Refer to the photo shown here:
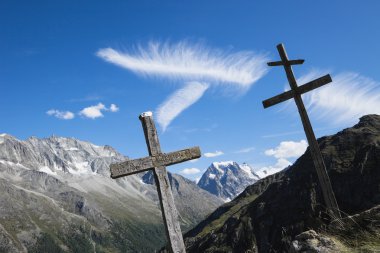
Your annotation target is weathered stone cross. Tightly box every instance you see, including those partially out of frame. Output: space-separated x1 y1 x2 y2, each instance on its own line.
110 111 200 253
263 43 341 219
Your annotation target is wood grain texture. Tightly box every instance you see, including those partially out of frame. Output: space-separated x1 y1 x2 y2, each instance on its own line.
110 147 201 179
109 112 194 252
139 113 187 253
263 43 341 219
267 59 304 66
262 74 332 109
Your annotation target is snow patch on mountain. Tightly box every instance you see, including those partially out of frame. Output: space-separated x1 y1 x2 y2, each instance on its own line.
39 166 57 175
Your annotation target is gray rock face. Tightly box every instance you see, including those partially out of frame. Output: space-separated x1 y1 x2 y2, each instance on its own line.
184 114 380 253
197 161 260 201
290 230 340 253
0 134 222 252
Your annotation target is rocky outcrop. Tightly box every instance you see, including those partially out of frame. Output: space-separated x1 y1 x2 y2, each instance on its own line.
290 230 340 253
184 114 380 252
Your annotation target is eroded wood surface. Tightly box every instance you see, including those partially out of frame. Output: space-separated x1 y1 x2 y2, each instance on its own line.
263 74 332 108
110 147 201 178
110 113 196 252
263 43 341 219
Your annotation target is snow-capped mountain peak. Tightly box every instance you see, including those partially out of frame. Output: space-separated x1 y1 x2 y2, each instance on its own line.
0 135 125 176
240 162 260 180
197 161 261 202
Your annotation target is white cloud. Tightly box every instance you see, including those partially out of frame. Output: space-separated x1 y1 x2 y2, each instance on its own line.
257 140 307 178
46 109 75 120
288 70 380 126
97 41 268 89
256 158 292 179
110 104 119 112
97 41 269 130
78 103 119 119
79 103 106 119
195 177 201 184
204 151 224 158
180 168 201 175
234 147 255 153
156 82 209 131
265 140 308 159
189 158 199 163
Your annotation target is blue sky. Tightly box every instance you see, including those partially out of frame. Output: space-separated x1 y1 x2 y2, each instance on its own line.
1 1 380 181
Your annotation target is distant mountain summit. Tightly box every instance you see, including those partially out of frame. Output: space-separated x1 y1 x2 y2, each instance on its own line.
197 161 260 201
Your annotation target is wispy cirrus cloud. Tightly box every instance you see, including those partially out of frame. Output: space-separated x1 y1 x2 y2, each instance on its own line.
204 150 224 158
234 146 255 153
156 82 209 131
46 109 75 120
284 70 380 126
97 41 269 130
97 41 268 89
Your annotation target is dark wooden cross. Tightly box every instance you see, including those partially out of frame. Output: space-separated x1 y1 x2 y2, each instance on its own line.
263 43 341 219
110 112 201 253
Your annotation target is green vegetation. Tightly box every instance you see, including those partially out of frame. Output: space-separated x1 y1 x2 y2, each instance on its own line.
28 233 64 253
197 193 259 238
330 229 380 252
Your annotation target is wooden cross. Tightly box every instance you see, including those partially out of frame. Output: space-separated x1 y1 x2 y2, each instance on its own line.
263 43 341 219
110 112 201 253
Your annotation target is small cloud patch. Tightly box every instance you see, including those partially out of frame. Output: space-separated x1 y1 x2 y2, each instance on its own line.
46 109 75 120
180 168 201 175
79 103 107 119
204 151 224 158
110 104 119 112
265 140 307 159
47 103 119 120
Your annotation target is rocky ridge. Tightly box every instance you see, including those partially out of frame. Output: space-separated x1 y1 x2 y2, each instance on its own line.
184 115 380 252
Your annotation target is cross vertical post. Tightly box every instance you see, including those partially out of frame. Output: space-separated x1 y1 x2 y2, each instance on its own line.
110 112 201 252
263 43 341 219
140 113 186 253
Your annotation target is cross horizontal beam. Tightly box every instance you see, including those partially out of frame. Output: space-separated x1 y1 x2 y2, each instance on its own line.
263 74 332 108
110 146 201 178
267 59 304 66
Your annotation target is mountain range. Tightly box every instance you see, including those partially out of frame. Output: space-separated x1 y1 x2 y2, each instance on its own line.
0 134 222 252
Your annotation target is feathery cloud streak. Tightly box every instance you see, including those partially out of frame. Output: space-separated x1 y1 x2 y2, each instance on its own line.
293 70 380 126
97 41 268 90
156 82 209 131
97 41 269 130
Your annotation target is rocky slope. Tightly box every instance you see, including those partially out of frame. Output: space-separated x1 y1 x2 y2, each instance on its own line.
0 134 222 252
184 114 380 252
197 161 260 202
